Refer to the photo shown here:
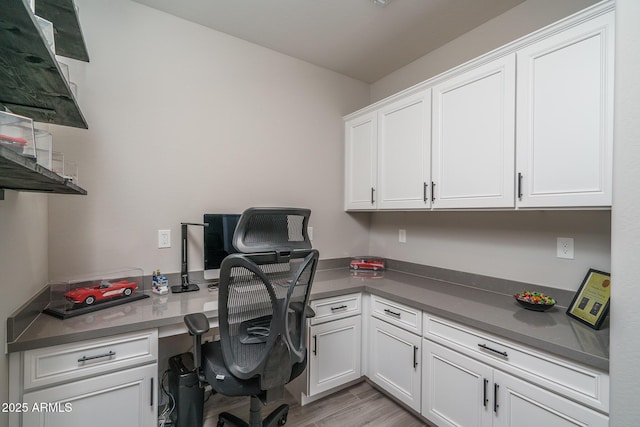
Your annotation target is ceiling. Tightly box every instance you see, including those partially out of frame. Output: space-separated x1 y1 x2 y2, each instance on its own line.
132 0 525 83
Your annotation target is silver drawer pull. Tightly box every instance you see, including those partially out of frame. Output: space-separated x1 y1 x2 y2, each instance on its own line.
330 305 348 311
78 350 116 363
384 308 401 318
478 343 508 358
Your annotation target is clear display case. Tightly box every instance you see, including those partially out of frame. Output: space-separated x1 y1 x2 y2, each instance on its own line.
51 151 79 183
35 15 55 53
34 129 53 169
0 111 36 158
43 267 149 319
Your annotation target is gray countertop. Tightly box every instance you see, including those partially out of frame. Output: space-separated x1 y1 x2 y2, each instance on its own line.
7 267 609 372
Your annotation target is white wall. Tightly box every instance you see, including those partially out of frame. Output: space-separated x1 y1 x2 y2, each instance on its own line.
370 0 599 102
0 192 49 426
46 0 371 279
610 0 640 423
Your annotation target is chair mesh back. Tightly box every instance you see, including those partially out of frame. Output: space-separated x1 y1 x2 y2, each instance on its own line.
232 208 311 254
219 208 317 391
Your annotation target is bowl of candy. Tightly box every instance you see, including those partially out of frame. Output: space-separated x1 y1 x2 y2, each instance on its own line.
514 291 556 312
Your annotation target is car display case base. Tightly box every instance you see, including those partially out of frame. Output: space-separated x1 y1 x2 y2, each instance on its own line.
43 294 149 319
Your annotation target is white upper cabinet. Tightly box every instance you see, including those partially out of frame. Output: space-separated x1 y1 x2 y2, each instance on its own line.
432 54 516 209
345 111 377 210
343 3 614 212
377 89 432 210
515 11 614 208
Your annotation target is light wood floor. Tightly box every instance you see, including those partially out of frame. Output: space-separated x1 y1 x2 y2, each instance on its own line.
203 381 428 427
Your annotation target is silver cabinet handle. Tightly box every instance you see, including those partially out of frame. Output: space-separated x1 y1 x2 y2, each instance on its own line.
78 350 116 363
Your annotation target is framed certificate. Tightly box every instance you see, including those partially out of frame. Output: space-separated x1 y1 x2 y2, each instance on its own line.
566 268 611 330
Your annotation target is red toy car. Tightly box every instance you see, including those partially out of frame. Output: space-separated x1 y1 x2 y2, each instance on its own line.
350 258 385 271
65 280 137 306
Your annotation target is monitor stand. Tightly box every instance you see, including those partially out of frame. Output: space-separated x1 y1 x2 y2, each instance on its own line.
171 222 207 294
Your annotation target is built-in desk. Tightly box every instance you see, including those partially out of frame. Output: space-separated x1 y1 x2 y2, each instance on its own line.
7 266 609 426
8 266 608 369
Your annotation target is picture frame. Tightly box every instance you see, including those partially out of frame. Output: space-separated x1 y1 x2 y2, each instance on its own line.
566 268 611 330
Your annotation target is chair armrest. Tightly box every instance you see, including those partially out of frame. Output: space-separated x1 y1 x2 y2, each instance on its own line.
290 302 315 318
184 312 210 336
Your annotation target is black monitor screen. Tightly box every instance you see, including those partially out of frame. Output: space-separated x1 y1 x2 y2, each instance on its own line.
203 214 241 270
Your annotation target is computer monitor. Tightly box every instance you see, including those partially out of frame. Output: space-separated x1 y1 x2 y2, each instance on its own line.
203 214 241 281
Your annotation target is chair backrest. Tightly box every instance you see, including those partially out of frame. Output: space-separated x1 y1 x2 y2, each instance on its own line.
218 208 318 391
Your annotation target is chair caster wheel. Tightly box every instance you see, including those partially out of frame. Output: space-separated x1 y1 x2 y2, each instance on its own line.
277 413 288 426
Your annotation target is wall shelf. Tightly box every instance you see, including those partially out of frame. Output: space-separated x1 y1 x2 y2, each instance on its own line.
0 145 87 199
35 0 90 62
0 0 88 128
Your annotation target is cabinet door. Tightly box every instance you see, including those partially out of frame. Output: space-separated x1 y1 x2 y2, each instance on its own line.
369 317 421 411
493 370 608 427
432 54 515 208
516 11 614 207
345 112 378 210
308 316 362 396
377 89 431 209
422 339 493 427
22 364 157 427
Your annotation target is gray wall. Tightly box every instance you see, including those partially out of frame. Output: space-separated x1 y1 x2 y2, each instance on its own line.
0 192 48 422
368 211 611 290
46 0 371 280
371 0 600 102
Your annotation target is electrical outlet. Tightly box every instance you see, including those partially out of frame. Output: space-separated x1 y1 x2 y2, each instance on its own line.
557 237 574 259
158 229 171 248
399 229 407 243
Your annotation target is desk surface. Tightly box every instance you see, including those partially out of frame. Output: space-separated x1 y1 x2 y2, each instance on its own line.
7 268 609 371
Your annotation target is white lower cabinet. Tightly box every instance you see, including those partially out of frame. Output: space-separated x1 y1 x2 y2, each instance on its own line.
422 339 492 427
308 315 362 396
369 316 421 412
22 363 157 427
493 369 608 427
422 338 609 427
10 329 158 427
307 293 362 397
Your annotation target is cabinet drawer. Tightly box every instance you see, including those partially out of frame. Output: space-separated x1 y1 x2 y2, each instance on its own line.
310 293 361 325
23 329 158 390
371 295 421 335
424 315 609 413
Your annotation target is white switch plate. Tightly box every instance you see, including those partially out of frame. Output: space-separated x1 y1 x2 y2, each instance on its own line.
158 229 171 248
399 229 407 243
557 237 574 259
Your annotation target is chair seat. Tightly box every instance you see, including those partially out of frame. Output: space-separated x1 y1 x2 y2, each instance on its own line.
202 340 307 397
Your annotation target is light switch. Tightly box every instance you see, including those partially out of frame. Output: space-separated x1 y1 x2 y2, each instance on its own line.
158 229 171 248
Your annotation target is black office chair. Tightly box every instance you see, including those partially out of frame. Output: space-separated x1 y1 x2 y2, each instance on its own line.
184 208 318 427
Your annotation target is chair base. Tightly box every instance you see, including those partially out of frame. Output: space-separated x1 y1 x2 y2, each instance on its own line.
217 396 289 427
